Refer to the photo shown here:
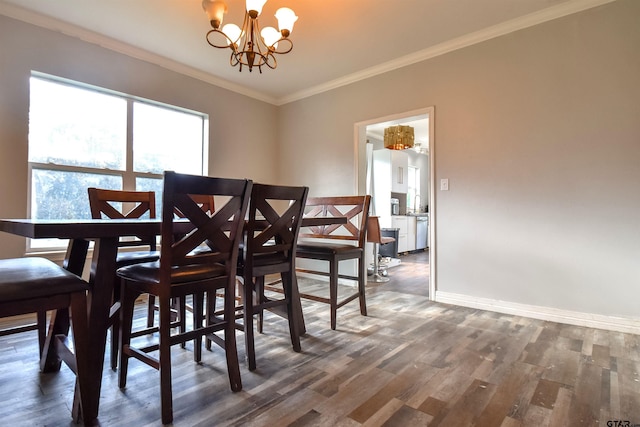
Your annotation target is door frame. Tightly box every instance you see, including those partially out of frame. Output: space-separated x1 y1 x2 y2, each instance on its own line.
353 106 436 300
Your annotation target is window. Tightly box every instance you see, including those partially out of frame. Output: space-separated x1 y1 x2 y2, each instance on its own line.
28 74 208 250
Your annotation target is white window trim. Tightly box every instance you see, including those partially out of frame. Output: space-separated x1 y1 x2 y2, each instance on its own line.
27 72 209 254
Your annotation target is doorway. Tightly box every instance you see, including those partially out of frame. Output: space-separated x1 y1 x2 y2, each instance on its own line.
354 106 435 300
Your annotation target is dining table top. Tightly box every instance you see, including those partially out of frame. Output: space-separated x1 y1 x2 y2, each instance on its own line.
0 216 347 239
0 218 163 239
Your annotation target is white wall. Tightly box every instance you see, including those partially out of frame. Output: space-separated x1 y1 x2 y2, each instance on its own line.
277 0 640 327
0 15 279 259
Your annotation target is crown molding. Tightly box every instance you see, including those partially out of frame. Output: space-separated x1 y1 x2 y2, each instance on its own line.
0 2 279 105
278 0 619 105
1 0 618 106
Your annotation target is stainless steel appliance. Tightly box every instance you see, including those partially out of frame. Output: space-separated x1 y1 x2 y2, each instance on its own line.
416 215 428 249
390 198 399 215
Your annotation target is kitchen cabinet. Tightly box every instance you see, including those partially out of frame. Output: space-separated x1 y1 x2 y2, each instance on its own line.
390 151 408 193
391 216 410 253
390 215 418 254
373 150 409 227
373 149 408 195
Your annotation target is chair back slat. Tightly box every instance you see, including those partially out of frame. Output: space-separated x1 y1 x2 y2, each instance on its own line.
159 172 251 285
244 183 309 264
87 187 157 249
299 195 371 248
174 194 215 218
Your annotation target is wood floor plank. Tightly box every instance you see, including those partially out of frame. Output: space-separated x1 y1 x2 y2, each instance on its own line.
530 378 562 410
473 362 544 427
359 398 409 426
435 379 496 426
548 386 573 425
378 402 432 426
2 250 639 426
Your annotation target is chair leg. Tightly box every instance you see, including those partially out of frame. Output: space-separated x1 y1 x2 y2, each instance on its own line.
110 314 120 371
243 276 257 371
118 284 138 389
147 295 156 328
224 283 242 391
358 255 368 316
256 277 264 334
158 295 174 425
205 292 214 351
178 296 187 349
37 310 47 359
329 259 338 330
110 277 122 371
193 292 205 363
282 271 301 352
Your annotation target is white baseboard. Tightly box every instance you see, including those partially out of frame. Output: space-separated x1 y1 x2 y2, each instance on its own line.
435 291 640 335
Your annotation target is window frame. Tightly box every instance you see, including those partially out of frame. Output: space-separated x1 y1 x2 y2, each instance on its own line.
27 72 209 252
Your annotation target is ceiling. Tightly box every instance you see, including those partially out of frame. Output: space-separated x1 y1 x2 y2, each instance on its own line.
0 0 612 105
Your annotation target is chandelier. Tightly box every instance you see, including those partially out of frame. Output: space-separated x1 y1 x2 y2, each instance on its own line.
202 0 298 73
384 126 415 150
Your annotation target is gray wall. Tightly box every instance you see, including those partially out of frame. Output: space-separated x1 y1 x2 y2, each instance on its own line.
1 1 639 323
0 14 278 259
278 0 640 319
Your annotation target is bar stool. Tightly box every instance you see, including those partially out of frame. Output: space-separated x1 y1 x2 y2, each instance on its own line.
366 216 396 283
237 183 308 371
116 172 251 425
296 195 371 330
87 187 160 370
0 257 90 424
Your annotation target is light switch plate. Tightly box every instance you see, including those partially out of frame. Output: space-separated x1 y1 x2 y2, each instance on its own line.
440 178 449 191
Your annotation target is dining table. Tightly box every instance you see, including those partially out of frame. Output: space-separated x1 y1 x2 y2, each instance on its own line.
0 214 347 425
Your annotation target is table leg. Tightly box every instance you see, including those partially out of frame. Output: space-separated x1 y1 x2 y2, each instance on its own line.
40 239 90 373
77 237 119 425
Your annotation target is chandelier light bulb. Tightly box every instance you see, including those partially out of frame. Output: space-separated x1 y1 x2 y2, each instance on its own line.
261 26 280 48
275 7 298 35
222 23 242 46
202 0 227 29
246 0 267 16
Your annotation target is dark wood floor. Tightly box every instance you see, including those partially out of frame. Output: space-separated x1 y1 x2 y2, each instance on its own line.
1 250 639 426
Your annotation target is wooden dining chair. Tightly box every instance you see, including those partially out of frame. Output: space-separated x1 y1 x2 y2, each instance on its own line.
0 257 90 424
366 216 396 283
87 187 162 370
296 195 371 330
116 171 251 425
236 183 308 371
171 193 217 325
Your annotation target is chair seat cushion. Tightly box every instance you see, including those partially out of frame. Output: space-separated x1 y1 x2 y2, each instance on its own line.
238 252 290 277
247 253 288 267
0 257 88 303
117 260 228 285
380 236 395 245
116 250 160 268
297 241 362 256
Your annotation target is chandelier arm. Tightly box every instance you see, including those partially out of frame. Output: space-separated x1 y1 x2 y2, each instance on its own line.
263 52 277 70
229 51 240 67
206 29 239 52
269 38 293 55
